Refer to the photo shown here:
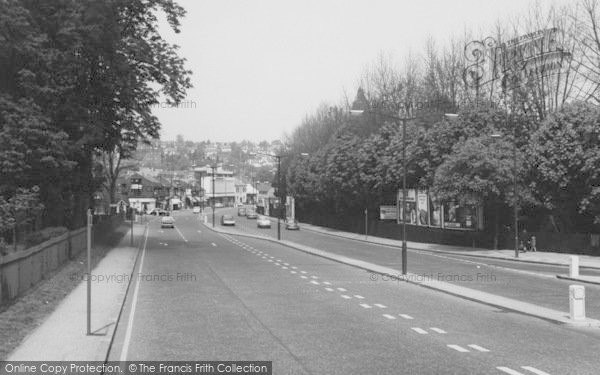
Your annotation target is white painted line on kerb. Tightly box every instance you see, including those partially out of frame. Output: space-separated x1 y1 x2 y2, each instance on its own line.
411 328 429 335
337 288 347 292
496 367 524 375
430 327 447 334
341 295 351 299
175 226 188 242
119 226 149 361
447 345 470 353
399 314 414 320
468 344 490 352
374 304 387 309
383 314 396 320
354 295 364 299
360 304 372 309
521 366 551 375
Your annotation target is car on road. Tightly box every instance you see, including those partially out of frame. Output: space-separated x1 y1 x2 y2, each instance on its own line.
192 206 201 214
220 214 236 226
161 215 175 228
284 218 300 230
214 202 224 208
246 209 258 219
150 208 168 216
256 215 271 228
237 207 246 216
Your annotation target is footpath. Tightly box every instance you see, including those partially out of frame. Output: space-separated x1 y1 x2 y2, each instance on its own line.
6 222 146 361
205 217 600 328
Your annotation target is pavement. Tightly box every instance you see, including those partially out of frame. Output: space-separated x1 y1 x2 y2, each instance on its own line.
6 222 146 361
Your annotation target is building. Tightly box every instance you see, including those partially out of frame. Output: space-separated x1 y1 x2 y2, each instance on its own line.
194 165 236 206
118 173 168 213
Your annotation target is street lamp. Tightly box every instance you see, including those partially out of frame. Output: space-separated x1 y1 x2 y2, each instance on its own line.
350 109 414 275
250 151 309 240
490 131 519 258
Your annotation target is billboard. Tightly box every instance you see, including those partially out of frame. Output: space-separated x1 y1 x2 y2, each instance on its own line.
379 205 397 220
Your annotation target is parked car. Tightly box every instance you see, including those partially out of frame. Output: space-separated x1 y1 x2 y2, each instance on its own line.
221 214 235 226
246 210 258 219
192 206 201 214
150 208 168 216
214 202 224 208
161 215 175 228
284 218 300 230
256 215 271 228
237 207 247 216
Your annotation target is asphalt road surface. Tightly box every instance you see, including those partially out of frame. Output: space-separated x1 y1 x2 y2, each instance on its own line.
108 209 600 374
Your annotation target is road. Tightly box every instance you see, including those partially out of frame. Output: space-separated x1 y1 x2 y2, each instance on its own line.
108 209 600 374
218 207 600 320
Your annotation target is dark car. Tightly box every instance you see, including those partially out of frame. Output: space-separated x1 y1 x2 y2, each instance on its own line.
220 214 235 226
284 218 300 230
151 208 168 216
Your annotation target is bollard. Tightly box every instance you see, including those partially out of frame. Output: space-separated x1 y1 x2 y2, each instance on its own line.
570 255 579 278
569 285 585 321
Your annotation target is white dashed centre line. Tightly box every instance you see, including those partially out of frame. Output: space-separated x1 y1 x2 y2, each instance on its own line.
430 327 447 334
374 304 387 309
291 266 298 269
447 344 470 353
411 328 429 335
310 280 320 285
282 266 288 270
467 344 489 352
354 295 364 299
520 366 551 375
300 275 308 279
383 314 396 320
290 271 297 274
310 276 318 279
336 288 347 292
399 314 414 320
300 271 307 274
325 288 334 292
211 242 216 247
283 263 289 266
322 281 331 285
360 304 372 309
341 295 351 299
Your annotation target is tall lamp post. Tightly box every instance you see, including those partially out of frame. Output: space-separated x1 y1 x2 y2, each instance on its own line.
250 152 308 240
350 109 414 275
210 163 217 227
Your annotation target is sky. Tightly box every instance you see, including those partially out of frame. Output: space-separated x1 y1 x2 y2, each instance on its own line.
154 0 569 143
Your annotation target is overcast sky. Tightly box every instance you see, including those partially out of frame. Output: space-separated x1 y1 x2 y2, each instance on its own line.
155 0 568 143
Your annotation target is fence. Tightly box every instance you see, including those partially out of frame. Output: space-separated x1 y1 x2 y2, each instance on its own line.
0 215 124 305
296 209 600 255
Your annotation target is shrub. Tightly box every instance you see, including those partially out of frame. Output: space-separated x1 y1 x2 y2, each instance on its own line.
24 227 68 248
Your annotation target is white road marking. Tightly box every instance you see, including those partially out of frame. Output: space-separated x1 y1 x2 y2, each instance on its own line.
119 226 149 361
175 226 188 242
447 344 470 353
521 366 551 375
374 304 387 309
341 295 351 299
354 295 364 299
411 328 429 335
211 242 217 247
322 281 331 285
399 314 414 320
276 259 282 262
282 266 288 270
197 230 201 233
496 367 524 375
300 271 307 274
337 288 347 292
359 304 372 309
275 263 280 266
290 271 297 274
300 275 308 279
311 276 318 279
430 327 447 334
268 259 273 262
283 263 289 266
383 314 396 320
291 266 298 269
325 287 334 291
468 344 490 352
163 243 168 246
310 280 320 285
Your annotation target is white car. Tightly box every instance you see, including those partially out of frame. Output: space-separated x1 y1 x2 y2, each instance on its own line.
256 215 271 228
161 216 175 228
192 206 201 214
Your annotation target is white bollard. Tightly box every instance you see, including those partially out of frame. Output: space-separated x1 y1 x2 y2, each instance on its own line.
203 215 208 224
570 255 579 278
569 285 586 321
